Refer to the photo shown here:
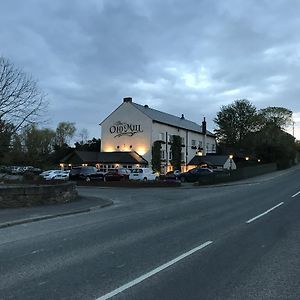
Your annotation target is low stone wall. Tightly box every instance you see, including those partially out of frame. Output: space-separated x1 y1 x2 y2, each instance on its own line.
0 182 78 208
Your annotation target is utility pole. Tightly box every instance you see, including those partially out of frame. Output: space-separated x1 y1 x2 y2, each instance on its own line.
293 121 295 137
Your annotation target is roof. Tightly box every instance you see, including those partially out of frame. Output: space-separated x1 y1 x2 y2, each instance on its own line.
188 155 230 166
61 151 148 165
132 102 215 136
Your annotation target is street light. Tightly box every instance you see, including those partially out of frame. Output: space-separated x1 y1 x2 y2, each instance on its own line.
245 156 249 161
229 155 233 170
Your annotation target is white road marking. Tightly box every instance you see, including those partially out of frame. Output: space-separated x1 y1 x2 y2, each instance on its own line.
291 191 300 198
246 202 284 224
96 241 213 300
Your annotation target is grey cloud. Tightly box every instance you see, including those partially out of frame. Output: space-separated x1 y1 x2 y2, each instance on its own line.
0 0 300 140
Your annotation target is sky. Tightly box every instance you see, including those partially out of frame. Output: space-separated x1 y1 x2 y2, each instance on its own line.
1 0 300 142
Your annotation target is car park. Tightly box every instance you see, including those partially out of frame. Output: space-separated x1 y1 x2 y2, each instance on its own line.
69 166 104 182
129 168 159 181
178 167 213 182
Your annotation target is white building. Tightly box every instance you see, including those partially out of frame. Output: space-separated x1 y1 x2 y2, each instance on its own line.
100 97 217 173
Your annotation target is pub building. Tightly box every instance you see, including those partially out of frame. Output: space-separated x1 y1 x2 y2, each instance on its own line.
61 97 217 174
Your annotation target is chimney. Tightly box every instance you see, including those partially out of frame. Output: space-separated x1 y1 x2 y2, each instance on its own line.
202 117 207 134
144 104 149 108
181 114 185 119
123 97 132 103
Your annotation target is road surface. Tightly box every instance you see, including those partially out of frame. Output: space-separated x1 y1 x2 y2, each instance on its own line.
0 167 300 299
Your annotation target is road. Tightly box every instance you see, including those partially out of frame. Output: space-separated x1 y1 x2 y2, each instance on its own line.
0 166 300 299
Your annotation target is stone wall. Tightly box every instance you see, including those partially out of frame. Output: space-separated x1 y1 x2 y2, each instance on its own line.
0 182 78 208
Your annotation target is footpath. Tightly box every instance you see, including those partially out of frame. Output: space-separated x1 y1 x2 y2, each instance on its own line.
0 196 113 229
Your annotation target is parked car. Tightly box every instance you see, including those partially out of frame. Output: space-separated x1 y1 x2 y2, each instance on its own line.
104 168 131 181
53 170 70 180
129 168 159 181
69 166 104 182
178 167 213 182
165 170 181 181
40 170 65 180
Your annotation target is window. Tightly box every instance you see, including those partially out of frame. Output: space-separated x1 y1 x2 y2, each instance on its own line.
159 133 164 141
167 134 172 143
181 137 185 145
160 150 165 159
169 152 172 160
199 141 203 148
206 143 209 152
181 152 185 161
191 139 196 146
212 144 216 152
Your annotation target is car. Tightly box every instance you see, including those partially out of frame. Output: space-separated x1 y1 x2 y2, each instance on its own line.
69 166 104 182
129 168 159 181
40 170 65 180
52 170 70 180
165 170 181 181
104 168 131 181
178 167 213 182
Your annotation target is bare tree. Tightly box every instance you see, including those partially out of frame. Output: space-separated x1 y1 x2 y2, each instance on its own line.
0 56 47 133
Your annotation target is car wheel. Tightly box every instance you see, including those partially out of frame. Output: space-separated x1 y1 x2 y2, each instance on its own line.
143 177 148 181
85 176 91 182
180 177 186 182
155 177 159 181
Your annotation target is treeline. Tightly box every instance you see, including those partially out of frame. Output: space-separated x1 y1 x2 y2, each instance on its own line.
214 99 297 168
0 121 100 168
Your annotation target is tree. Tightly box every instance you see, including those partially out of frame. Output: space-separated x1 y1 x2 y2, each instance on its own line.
75 137 101 152
170 135 182 170
23 124 56 166
0 120 13 160
259 107 293 129
214 99 259 146
0 56 46 133
55 122 76 147
151 141 162 173
77 128 89 145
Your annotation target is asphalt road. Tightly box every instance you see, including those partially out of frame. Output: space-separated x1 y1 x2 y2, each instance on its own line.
0 166 300 299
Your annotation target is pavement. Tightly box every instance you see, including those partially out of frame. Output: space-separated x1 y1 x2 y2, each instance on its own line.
0 196 113 229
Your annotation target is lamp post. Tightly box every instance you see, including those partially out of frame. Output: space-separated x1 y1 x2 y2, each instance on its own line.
229 155 233 171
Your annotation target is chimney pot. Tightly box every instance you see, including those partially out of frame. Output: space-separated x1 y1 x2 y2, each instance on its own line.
181 114 185 119
123 97 132 103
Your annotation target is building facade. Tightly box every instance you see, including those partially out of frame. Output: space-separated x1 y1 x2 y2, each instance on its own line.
101 97 217 173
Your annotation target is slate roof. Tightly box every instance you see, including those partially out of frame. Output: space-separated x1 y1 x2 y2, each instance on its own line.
188 155 230 166
132 102 215 136
61 151 148 165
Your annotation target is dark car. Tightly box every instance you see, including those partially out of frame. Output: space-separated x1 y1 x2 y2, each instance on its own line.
104 168 131 181
69 166 104 182
178 167 213 182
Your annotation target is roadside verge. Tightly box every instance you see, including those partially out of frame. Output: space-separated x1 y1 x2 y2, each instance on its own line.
0 196 113 229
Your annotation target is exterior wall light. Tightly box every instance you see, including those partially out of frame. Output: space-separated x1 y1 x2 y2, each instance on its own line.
245 157 249 161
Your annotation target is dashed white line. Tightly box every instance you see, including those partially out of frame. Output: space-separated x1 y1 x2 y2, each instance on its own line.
246 202 284 224
95 241 213 300
291 191 300 198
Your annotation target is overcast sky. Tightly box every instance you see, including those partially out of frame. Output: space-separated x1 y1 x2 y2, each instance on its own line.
1 0 300 141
